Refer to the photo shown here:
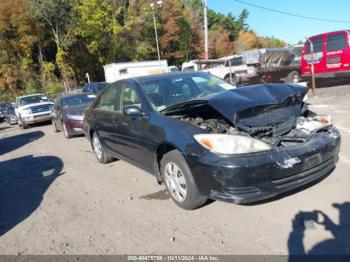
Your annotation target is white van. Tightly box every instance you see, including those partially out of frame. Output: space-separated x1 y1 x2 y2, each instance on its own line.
104 60 169 83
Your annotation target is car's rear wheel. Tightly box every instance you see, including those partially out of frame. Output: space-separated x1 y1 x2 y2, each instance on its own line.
92 132 114 164
224 74 237 86
63 122 72 139
160 150 207 210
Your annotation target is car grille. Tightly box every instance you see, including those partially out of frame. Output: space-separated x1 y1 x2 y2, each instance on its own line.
272 156 336 189
30 105 50 114
33 113 50 119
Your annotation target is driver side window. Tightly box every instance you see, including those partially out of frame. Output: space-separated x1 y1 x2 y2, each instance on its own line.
95 84 117 111
118 83 141 111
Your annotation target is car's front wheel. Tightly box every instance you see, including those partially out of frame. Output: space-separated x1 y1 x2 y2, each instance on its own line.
19 116 28 129
63 122 72 139
160 150 207 210
92 132 114 164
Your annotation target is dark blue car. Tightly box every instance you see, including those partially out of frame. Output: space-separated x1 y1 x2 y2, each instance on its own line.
83 72 340 210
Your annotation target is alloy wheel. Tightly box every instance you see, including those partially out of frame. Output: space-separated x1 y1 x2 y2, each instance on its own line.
164 162 187 202
93 134 103 160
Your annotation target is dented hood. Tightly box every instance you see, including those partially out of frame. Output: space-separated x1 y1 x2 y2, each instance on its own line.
207 84 308 127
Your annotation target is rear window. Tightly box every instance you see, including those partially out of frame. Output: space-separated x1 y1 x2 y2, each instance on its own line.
305 37 323 54
326 33 347 51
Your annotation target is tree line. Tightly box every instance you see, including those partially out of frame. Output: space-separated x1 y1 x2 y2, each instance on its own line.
0 0 286 101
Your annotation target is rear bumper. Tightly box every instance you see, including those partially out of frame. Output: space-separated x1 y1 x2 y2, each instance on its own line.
65 119 84 135
186 127 341 204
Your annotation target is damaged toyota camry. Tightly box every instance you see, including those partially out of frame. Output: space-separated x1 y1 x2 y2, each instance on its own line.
83 71 341 210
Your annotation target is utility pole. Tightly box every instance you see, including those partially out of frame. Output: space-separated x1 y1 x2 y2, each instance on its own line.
150 1 162 71
204 0 208 59
306 39 316 96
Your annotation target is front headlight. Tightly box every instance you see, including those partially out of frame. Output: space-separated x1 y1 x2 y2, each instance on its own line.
66 114 83 121
194 134 271 155
22 108 32 116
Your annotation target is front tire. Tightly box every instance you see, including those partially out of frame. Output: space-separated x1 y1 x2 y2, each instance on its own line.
160 150 207 210
19 116 28 129
63 122 72 139
92 132 114 164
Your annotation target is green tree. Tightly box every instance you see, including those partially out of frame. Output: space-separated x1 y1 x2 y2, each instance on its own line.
29 0 78 88
0 0 40 99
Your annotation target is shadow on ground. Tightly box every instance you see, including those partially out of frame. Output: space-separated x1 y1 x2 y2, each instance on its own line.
0 131 44 155
288 202 350 258
0 155 63 236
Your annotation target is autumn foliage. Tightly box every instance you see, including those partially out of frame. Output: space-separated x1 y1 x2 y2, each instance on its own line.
0 0 286 101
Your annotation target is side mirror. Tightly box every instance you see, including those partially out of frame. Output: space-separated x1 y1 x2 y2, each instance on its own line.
123 106 142 117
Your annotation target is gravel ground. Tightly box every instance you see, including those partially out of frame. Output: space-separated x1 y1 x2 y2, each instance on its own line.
0 85 349 255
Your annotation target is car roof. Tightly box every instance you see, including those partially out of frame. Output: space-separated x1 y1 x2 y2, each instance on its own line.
58 93 94 100
307 30 350 40
132 71 209 82
18 93 45 98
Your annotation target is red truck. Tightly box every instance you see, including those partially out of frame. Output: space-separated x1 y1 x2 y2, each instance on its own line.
302 30 350 81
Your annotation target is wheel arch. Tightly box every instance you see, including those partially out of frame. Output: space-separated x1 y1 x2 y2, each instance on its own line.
153 142 182 184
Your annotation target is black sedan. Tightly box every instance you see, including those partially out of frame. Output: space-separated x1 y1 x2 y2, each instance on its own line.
52 93 96 138
83 72 341 210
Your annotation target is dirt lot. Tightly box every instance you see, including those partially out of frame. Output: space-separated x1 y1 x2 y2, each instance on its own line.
0 85 349 255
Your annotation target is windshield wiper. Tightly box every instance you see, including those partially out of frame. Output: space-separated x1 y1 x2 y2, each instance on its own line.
161 100 207 114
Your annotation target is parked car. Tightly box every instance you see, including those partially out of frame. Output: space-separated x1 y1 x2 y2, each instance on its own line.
206 55 255 85
15 94 53 129
181 59 225 71
51 93 96 138
0 102 9 122
229 47 301 85
5 104 17 125
82 82 108 94
302 30 350 81
83 71 340 210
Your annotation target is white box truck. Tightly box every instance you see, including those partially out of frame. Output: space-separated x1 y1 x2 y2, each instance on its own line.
104 60 169 83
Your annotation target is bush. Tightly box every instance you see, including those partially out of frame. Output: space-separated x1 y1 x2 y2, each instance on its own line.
24 80 42 95
47 82 64 98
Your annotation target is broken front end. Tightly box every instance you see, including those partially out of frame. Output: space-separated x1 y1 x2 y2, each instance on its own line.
165 84 341 203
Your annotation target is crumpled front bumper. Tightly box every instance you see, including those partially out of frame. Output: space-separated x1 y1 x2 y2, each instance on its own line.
186 127 341 204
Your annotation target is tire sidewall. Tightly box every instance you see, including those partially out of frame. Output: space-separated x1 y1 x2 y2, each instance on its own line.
92 132 113 164
160 150 206 210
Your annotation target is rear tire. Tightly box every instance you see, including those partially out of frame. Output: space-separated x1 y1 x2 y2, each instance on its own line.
92 132 114 164
160 150 207 210
52 120 59 133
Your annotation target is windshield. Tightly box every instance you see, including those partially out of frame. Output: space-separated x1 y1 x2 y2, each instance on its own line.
19 95 49 106
62 94 96 107
138 73 235 111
